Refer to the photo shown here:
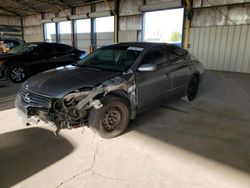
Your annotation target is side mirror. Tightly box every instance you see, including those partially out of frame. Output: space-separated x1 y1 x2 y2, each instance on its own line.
138 64 157 72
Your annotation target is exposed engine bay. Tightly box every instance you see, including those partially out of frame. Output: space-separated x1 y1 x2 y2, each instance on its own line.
44 74 136 135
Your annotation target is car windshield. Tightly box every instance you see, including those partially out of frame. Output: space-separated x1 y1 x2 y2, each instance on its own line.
7 43 38 54
77 46 143 71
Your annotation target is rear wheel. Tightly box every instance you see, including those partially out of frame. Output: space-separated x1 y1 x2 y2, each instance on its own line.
8 66 28 83
88 96 130 139
187 75 200 101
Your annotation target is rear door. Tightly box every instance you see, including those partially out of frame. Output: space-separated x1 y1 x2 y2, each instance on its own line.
166 45 191 95
37 43 58 70
54 44 76 66
136 46 172 111
23 44 48 73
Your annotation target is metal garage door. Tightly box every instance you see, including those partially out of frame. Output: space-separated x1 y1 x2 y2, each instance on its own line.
95 16 114 48
75 19 91 53
189 25 250 73
96 32 114 48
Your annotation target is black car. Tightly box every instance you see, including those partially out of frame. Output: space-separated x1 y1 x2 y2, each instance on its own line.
0 42 86 83
16 42 204 138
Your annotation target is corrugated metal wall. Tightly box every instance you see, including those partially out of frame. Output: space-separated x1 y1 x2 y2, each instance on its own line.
189 25 250 73
23 15 43 42
119 30 138 42
58 34 72 46
76 33 91 53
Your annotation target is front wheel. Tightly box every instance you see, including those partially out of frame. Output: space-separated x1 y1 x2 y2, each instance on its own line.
8 66 28 83
88 96 130 139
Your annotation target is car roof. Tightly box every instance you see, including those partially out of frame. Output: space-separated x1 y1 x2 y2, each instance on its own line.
24 42 69 45
0 38 24 42
111 42 164 49
108 42 180 50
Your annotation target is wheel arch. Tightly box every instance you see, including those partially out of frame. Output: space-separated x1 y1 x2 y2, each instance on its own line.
7 63 28 74
104 90 131 107
192 71 201 82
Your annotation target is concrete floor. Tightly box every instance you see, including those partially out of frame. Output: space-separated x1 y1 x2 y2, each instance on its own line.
0 71 250 188
0 82 20 111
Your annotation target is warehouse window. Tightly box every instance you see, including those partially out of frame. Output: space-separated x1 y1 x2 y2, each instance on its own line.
95 16 114 48
75 19 91 52
58 21 72 46
44 23 56 42
96 16 114 33
143 8 184 45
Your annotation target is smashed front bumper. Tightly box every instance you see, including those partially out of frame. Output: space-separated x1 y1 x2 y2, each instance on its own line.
15 93 53 126
15 73 137 135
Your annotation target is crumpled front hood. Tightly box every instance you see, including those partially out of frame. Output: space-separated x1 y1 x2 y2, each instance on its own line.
23 65 121 98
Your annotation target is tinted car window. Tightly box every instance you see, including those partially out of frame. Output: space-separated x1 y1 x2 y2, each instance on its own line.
4 40 20 45
8 43 38 54
142 47 166 66
44 44 55 54
34 44 55 55
78 46 141 71
4 40 20 49
66 45 73 52
55 44 72 54
166 45 188 61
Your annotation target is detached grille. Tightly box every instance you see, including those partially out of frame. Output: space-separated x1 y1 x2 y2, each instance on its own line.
18 86 51 109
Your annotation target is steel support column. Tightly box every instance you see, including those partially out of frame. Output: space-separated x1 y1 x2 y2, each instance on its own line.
183 0 192 49
90 4 96 52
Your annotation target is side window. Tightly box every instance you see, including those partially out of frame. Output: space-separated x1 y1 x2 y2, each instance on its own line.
142 47 166 66
33 44 55 55
12 41 20 46
166 45 188 62
44 44 56 54
66 45 73 53
4 40 14 48
55 44 68 54
32 45 42 54
168 52 179 61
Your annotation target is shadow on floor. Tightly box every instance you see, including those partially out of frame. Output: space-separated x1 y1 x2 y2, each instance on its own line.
129 71 250 174
0 127 74 188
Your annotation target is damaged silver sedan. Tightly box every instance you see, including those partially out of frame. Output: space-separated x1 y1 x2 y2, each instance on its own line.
15 42 204 138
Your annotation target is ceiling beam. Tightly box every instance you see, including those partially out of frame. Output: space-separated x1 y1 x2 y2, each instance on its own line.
0 7 21 17
0 24 21 28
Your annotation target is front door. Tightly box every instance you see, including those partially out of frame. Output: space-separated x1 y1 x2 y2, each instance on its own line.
136 46 172 111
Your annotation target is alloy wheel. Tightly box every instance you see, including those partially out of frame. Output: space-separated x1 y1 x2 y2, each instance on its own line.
10 67 26 82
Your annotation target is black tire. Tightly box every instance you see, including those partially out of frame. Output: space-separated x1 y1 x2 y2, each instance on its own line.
8 65 28 83
88 96 130 139
187 75 200 101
